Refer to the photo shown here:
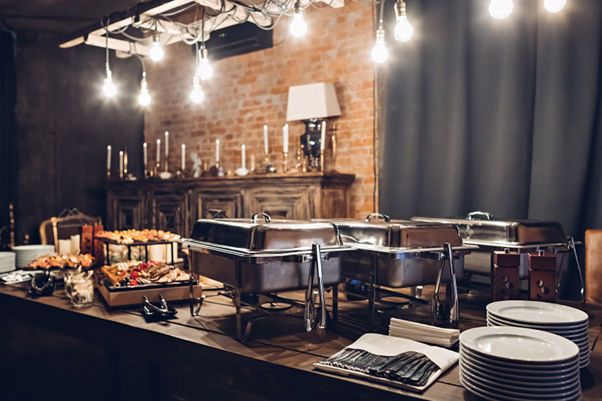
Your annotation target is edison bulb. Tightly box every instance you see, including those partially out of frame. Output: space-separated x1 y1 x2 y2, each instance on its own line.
198 49 213 80
290 13 307 38
544 0 566 13
371 28 388 63
394 17 414 42
138 76 151 106
489 0 514 20
190 75 204 104
103 69 117 98
149 36 164 62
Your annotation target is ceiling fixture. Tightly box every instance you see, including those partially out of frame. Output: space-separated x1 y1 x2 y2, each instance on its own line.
394 0 413 42
489 0 514 19
102 27 117 98
544 0 566 13
372 1 388 63
149 33 165 62
290 1 308 38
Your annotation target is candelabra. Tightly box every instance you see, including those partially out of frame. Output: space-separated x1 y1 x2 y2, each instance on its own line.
282 152 288 173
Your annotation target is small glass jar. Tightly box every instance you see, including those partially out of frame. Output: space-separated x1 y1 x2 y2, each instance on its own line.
71 270 94 308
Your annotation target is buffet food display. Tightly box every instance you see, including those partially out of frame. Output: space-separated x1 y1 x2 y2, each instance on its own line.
26 253 94 269
99 260 189 287
95 229 181 244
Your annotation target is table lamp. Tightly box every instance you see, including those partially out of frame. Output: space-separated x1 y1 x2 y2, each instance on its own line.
286 82 341 170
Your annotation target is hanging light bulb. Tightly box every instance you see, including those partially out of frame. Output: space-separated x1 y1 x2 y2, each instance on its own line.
544 0 566 13
290 1 307 38
489 0 514 19
138 72 151 106
149 34 165 62
190 75 204 103
394 0 413 42
103 67 117 98
197 47 213 80
372 26 388 63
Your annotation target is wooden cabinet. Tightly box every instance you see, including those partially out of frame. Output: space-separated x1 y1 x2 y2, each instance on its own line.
105 172 354 236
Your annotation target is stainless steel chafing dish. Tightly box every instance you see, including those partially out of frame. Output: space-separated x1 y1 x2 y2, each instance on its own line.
315 214 477 329
411 211 584 304
181 213 354 340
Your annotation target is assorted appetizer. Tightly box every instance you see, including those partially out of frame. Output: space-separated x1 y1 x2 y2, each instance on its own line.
95 229 181 244
99 260 189 288
28 253 94 269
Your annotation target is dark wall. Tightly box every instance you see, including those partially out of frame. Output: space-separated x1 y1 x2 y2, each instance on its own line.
15 32 144 243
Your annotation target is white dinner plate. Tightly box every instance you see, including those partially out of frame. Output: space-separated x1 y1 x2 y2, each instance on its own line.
460 372 581 401
486 318 590 341
460 327 579 363
460 348 580 375
460 353 580 385
486 314 589 333
460 368 581 400
460 365 581 396
487 301 588 325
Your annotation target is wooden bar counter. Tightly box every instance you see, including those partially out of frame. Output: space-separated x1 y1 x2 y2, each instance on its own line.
0 283 600 401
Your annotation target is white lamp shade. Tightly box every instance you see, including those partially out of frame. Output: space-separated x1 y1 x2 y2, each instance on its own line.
286 82 341 121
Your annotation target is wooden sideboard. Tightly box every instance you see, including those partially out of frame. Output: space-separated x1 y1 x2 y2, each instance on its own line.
105 172 355 236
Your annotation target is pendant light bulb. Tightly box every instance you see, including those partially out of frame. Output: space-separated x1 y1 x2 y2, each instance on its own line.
103 68 117 98
190 75 204 104
544 0 566 13
489 0 514 19
149 34 164 62
138 73 151 107
371 27 388 63
394 1 413 42
197 48 213 80
290 2 307 38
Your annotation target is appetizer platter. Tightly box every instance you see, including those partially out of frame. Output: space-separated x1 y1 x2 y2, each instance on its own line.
95 260 201 307
26 253 95 270
95 229 181 245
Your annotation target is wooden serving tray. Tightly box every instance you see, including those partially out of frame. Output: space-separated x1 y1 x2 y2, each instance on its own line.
95 276 201 307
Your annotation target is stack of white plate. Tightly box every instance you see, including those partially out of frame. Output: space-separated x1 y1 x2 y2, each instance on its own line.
459 327 581 401
12 245 55 268
487 300 590 368
0 252 16 273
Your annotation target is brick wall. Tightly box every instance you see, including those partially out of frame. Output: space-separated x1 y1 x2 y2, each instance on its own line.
144 2 375 218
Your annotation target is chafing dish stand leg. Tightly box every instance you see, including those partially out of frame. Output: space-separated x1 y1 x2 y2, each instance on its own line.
235 261 243 340
188 253 203 316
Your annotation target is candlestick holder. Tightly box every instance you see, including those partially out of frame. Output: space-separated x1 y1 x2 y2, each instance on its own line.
319 150 324 172
119 168 124 180
107 169 111 180
282 152 288 174
264 153 275 174
155 162 160 179
144 165 148 179
295 147 301 170
330 124 338 172
164 160 169 173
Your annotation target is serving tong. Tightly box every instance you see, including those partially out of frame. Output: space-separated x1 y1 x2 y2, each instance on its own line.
142 295 177 319
305 243 328 336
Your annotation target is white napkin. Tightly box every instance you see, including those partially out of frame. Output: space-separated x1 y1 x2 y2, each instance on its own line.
314 333 459 392
389 317 460 348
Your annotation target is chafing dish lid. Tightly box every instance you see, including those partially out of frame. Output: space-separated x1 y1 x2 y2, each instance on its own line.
188 213 341 251
314 214 463 249
411 211 566 246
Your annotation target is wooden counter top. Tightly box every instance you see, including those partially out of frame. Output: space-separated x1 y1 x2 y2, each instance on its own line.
0 283 600 401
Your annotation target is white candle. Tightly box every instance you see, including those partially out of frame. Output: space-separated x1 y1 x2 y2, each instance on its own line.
143 143 147 167
165 131 169 157
264 125 268 154
215 139 220 162
119 151 124 175
320 121 326 151
107 145 111 170
242 144 246 170
181 144 185 170
283 124 289 153
156 139 161 162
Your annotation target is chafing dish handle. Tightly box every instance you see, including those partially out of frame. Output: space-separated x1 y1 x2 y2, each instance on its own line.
365 213 390 222
467 211 495 220
314 243 327 336
251 213 271 224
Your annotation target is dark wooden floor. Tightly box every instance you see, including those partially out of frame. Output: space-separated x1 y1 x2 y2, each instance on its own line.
0 282 600 401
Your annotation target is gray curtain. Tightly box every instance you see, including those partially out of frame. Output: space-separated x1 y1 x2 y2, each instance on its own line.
379 0 602 240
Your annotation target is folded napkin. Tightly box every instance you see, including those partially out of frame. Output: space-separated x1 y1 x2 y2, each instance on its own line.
314 333 459 392
389 317 460 348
